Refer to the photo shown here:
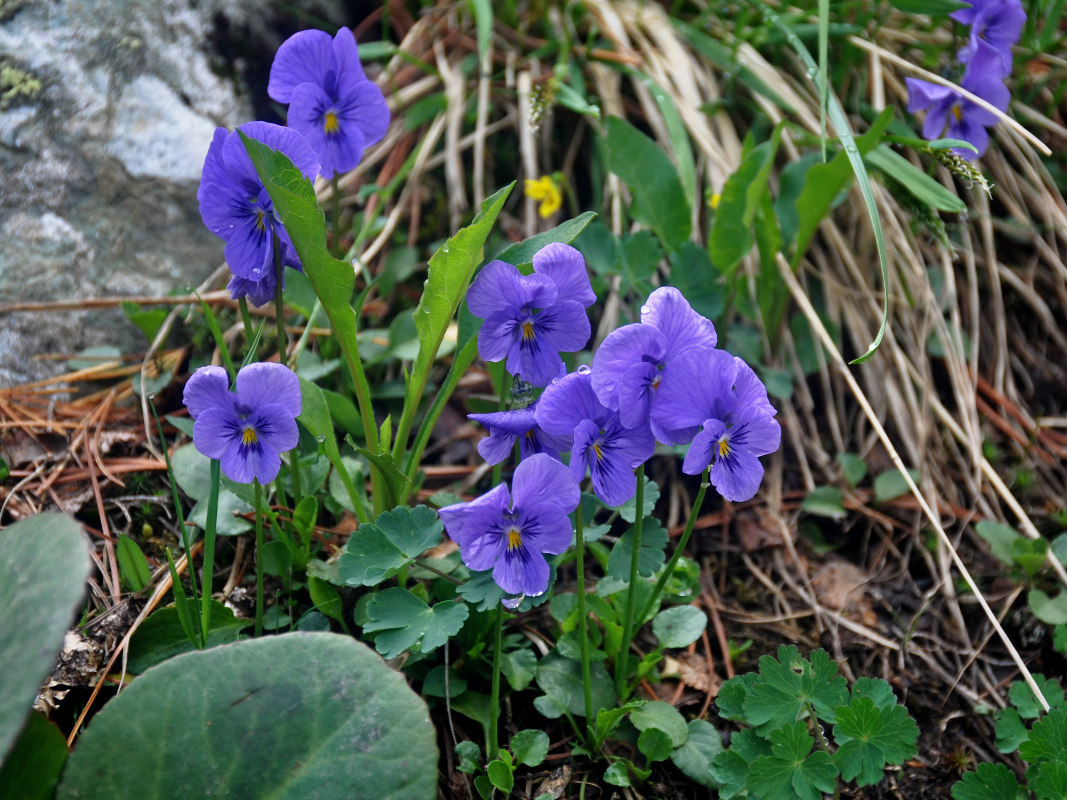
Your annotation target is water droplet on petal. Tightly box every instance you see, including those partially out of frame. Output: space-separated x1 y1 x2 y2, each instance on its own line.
576 364 591 374
640 304 652 316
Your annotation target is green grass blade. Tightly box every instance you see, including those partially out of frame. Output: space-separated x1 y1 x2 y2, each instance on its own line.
771 11 892 363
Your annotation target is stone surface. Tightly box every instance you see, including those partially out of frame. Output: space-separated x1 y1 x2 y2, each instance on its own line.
0 0 343 388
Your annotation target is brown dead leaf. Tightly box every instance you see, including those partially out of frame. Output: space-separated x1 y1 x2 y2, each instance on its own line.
737 507 790 552
811 559 877 625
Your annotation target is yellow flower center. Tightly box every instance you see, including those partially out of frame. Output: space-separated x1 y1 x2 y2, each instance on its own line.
592 442 603 460
506 527 523 551
242 426 259 445
324 111 340 134
718 437 730 458
522 321 535 340
951 105 963 123
255 210 266 231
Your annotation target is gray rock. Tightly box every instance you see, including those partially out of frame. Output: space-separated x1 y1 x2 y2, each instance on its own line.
0 0 342 388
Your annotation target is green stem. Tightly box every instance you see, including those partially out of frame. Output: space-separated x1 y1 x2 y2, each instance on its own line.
488 604 504 756
491 372 510 487
615 465 645 698
272 233 289 366
637 468 710 628
200 459 221 648
238 298 254 351
574 503 595 740
254 480 265 637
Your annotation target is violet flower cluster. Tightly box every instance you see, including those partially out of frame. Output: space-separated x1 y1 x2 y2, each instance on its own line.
442 248 781 600
197 27 390 306
906 0 1024 159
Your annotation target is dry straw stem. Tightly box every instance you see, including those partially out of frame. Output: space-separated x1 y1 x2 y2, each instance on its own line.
777 251 1051 714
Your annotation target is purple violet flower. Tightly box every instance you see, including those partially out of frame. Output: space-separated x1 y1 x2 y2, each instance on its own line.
268 27 390 177
652 348 780 502
183 362 302 484
591 287 717 435
905 70 1010 159
197 121 320 304
438 453 580 597
467 244 594 387
469 402 572 466
535 369 655 507
951 0 1025 76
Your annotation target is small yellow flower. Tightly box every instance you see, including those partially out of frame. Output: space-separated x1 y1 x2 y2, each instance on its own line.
708 192 722 210
524 175 562 218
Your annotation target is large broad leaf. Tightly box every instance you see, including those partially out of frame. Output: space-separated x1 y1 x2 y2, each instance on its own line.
56 633 437 800
0 513 89 765
603 116 691 251
0 713 68 800
670 719 724 789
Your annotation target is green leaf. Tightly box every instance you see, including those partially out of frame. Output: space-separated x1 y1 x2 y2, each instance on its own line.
994 707 1030 753
126 601 250 674
976 521 1022 566
832 696 919 786
603 117 691 250
744 646 849 728
606 519 668 581
865 145 966 213
746 721 838 800
951 762 1024 800
709 125 783 277
889 0 968 11
402 184 513 453
0 712 67 800
1020 706 1067 765
613 230 662 296
239 133 378 453
668 242 724 320
1031 760 1067 800
873 468 922 503
652 605 708 649
120 301 169 344
1030 589 1067 625
363 589 468 659
1054 624 1067 655
486 756 514 794
116 534 152 592
716 673 760 722
455 740 481 774
457 568 550 613
619 475 660 523
638 728 674 762
307 576 344 624
801 486 847 519
837 453 868 488
670 719 724 789
711 728 772 799
501 648 537 691
1009 675 1066 719
604 761 631 787
851 677 898 710
0 514 89 765
55 633 437 799
491 212 597 267
339 505 443 586
535 654 614 718
510 729 549 767
260 539 292 577
631 701 689 747
188 487 253 536
1012 537 1049 578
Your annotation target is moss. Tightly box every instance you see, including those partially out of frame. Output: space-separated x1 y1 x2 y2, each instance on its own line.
0 61 42 110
